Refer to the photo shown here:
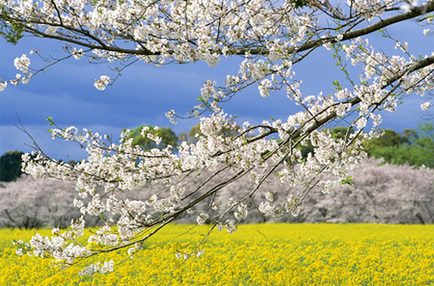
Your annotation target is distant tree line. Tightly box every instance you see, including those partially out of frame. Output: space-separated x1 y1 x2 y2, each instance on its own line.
363 122 434 168
1 122 433 182
1 123 433 229
1 157 433 229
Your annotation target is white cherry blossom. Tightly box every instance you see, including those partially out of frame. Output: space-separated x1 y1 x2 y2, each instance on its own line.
2 0 434 275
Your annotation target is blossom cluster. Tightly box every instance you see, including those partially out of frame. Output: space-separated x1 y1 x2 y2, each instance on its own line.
10 54 32 86
3 0 432 92
18 101 370 272
3 0 434 274
94 75 111 91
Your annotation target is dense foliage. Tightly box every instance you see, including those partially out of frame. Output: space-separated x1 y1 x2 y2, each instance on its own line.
0 151 23 182
364 122 434 168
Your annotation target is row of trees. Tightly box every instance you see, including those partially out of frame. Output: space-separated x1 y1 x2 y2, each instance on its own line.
1 157 433 229
2 123 432 182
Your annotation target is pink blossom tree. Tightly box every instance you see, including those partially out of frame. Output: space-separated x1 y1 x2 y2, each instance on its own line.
0 175 103 229
2 0 434 274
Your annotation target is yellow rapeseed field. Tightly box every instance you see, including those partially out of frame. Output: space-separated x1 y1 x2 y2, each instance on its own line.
0 223 433 285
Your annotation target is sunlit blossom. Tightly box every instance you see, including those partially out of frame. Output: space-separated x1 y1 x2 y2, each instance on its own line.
2 0 433 274
421 102 432 111
94 75 110 91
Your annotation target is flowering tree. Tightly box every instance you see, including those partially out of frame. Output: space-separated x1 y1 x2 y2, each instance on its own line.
0 175 85 229
2 0 434 275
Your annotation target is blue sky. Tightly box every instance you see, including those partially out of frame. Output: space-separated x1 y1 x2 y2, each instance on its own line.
1 17 433 161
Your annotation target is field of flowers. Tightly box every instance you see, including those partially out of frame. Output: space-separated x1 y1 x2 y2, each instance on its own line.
1 223 433 285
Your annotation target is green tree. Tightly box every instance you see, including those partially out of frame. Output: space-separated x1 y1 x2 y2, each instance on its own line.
413 122 434 151
180 123 242 144
179 124 202 144
363 129 407 154
364 122 434 168
404 122 434 167
0 151 24 182
127 125 179 151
